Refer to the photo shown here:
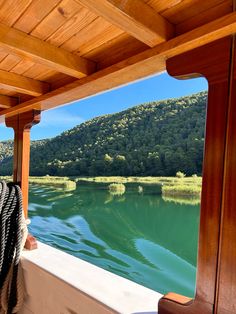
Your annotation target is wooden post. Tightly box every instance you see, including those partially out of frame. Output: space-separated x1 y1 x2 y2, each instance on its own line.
6 110 41 250
158 37 233 313
214 35 236 314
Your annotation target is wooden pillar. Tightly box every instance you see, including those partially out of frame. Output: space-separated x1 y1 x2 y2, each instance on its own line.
214 36 236 314
158 37 233 313
5 110 41 250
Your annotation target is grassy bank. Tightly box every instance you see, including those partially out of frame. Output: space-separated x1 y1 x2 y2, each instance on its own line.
108 183 126 196
75 176 202 185
0 175 76 190
75 176 202 197
0 175 202 196
162 184 201 197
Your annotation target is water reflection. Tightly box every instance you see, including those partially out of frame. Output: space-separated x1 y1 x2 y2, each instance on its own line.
28 183 200 297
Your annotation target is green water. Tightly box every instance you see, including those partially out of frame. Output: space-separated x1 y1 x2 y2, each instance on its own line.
28 183 200 297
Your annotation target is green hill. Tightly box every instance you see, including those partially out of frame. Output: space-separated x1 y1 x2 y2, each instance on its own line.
0 91 207 177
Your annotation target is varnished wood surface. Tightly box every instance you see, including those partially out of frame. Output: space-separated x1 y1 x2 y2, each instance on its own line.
158 37 232 314
0 94 18 108
0 69 49 96
77 0 174 47
214 35 236 314
176 0 232 34
0 22 96 78
5 110 41 218
0 0 232 117
1 12 236 120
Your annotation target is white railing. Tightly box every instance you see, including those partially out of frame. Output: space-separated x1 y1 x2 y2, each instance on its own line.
19 242 162 314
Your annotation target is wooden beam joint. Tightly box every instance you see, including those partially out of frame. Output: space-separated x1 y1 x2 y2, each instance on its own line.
1 12 236 120
0 69 50 96
0 22 96 78
77 0 174 47
0 94 18 108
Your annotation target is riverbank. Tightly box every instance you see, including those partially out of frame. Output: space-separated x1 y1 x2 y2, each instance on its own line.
0 176 76 190
0 175 202 196
75 176 202 185
75 176 202 197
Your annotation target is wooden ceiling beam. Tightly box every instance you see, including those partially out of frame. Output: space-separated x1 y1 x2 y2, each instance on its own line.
0 69 49 97
1 11 236 120
0 94 18 108
77 0 174 47
0 23 96 79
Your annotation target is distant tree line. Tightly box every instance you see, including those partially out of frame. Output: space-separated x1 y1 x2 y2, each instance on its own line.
0 91 207 177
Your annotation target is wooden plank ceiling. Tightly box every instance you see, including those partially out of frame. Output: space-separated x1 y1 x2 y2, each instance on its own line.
0 0 234 120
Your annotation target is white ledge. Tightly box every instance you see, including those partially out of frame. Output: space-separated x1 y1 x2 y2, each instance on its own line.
21 242 162 314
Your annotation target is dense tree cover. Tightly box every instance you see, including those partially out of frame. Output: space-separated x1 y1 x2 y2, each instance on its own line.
0 140 46 174
0 91 207 176
0 141 13 162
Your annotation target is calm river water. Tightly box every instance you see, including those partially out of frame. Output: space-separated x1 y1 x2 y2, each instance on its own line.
28 183 200 297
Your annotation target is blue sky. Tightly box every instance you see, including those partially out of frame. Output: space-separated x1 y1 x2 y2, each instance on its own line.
0 72 208 141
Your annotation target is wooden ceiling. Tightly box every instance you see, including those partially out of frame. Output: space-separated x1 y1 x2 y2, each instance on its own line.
0 0 234 120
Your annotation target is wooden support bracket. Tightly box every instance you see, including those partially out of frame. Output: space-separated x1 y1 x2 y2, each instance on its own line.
158 37 233 314
6 110 41 250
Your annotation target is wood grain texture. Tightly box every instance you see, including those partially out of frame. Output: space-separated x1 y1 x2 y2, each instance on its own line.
146 0 183 13
0 54 22 71
10 1 122 78
13 0 62 34
161 0 227 25
10 60 35 75
6 0 69 82
61 17 124 54
0 0 33 27
0 94 18 108
21 64 57 80
77 0 174 47
214 35 236 314
0 69 49 96
0 22 96 78
176 0 232 34
83 33 148 69
158 37 232 314
0 50 8 62
30 0 83 41
46 6 97 47
5 110 41 218
1 11 236 120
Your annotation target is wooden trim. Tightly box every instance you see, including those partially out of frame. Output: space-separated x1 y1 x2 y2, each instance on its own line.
214 35 236 314
0 23 96 78
77 0 174 47
162 293 192 305
158 37 232 314
0 94 18 108
0 69 49 96
0 12 236 119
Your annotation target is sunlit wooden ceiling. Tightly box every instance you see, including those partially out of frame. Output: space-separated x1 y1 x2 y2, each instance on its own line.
0 0 234 120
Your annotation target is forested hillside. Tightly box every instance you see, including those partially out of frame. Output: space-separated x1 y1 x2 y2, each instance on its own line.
0 140 46 161
0 91 207 176
0 141 13 162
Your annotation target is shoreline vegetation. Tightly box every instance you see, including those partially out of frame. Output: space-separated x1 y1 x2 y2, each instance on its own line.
77 175 201 198
0 175 76 191
0 175 202 197
108 183 126 196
